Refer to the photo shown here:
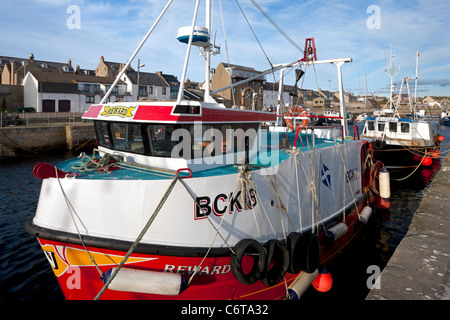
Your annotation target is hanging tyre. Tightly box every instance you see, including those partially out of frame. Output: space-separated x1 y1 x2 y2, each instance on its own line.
230 239 267 285
261 239 290 286
372 139 386 150
286 232 321 274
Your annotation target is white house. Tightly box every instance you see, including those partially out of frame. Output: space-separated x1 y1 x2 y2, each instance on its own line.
122 70 171 101
23 69 127 112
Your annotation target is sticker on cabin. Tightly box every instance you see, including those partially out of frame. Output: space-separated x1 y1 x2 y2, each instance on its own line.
100 106 136 118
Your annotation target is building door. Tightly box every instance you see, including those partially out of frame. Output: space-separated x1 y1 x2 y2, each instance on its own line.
42 99 55 112
58 100 71 112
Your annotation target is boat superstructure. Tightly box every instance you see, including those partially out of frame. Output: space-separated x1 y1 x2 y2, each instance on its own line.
26 0 388 300
361 50 440 170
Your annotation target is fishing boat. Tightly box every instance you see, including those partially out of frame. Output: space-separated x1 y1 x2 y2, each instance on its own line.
26 0 389 300
440 109 450 126
361 51 442 170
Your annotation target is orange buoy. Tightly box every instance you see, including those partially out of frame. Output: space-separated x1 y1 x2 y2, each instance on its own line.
376 197 391 210
438 135 444 142
422 156 432 166
430 150 440 158
312 267 333 293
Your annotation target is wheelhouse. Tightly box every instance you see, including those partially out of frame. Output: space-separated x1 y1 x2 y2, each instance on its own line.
83 101 276 171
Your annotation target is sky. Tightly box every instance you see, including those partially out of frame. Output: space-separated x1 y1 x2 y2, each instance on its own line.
1 0 450 98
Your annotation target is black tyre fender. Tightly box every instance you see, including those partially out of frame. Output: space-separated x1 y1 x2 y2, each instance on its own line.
261 239 290 286
230 239 267 285
286 232 321 274
372 139 386 150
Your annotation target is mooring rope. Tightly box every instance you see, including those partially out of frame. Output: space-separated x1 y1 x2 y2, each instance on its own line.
94 171 181 300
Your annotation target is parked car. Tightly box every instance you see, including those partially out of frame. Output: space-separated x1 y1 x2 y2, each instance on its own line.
14 107 36 113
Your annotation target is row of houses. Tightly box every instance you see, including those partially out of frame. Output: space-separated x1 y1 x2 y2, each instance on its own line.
1 53 367 113
0 54 182 113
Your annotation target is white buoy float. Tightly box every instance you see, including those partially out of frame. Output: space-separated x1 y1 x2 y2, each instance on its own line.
377 167 391 209
359 206 373 225
102 268 186 296
326 222 348 242
287 269 319 300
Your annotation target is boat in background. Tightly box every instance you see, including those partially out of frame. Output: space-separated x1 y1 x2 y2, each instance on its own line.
361 50 442 171
26 0 388 300
440 109 450 126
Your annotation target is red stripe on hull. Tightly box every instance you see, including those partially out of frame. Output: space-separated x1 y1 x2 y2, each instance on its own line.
36 199 367 300
133 105 276 123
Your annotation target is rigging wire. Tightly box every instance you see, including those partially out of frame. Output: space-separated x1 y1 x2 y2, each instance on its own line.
234 0 273 69
218 0 237 106
250 0 304 54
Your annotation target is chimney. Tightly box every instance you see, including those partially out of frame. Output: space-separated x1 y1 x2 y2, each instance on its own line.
68 58 72 66
101 56 105 62
10 60 16 85
29 53 35 62
156 71 163 76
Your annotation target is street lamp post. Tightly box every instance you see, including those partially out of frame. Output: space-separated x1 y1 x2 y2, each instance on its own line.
137 59 145 101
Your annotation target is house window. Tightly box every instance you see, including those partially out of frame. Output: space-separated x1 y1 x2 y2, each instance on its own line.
86 96 95 103
106 85 119 95
162 87 167 95
139 86 147 97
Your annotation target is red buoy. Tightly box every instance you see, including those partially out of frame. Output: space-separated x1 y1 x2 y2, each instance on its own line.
431 150 441 158
376 197 391 210
312 267 333 293
422 156 432 166
438 135 444 142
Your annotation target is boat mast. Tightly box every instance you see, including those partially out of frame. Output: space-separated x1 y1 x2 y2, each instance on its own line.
414 51 419 104
336 61 349 136
203 0 215 103
276 68 285 127
176 0 201 105
100 0 173 105
385 47 400 112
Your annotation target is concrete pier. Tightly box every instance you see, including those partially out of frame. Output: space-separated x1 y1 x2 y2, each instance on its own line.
0 123 95 158
366 156 450 300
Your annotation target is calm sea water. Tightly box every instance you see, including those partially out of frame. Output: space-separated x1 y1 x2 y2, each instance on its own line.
0 123 448 301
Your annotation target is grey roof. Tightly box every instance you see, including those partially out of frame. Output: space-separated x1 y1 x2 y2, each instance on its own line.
222 62 260 73
159 73 180 86
0 55 74 72
126 70 168 87
29 69 125 85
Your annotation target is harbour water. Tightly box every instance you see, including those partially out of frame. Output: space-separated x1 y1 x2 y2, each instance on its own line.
0 122 448 300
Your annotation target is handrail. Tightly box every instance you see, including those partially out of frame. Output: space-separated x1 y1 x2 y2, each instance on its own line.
353 124 360 140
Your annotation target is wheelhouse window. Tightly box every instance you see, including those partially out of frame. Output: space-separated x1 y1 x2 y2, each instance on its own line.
367 121 375 131
378 122 385 132
147 124 180 157
389 122 397 132
95 121 112 147
94 121 259 159
401 123 410 133
111 123 145 153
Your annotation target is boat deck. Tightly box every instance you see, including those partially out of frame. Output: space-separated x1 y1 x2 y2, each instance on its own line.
56 131 349 180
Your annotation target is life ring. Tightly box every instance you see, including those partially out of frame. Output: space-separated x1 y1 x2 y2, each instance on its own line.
286 232 321 274
284 106 308 130
372 139 386 150
261 239 290 286
230 239 267 285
